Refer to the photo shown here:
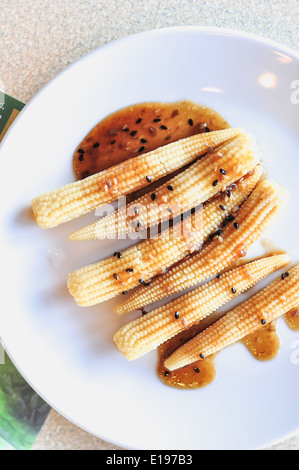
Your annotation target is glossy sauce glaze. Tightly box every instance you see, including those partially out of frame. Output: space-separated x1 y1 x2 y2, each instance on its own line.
73 100 230 179
157 319 282 389
284 309 299 331
157 323 217 390
241 321 280 361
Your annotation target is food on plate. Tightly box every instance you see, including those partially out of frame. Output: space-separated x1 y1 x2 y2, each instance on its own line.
32 128 240 229
115 178 289 313
67 166 262 307
113 254 290 361
31 99 297 389
164 263 299 371
69 132 259 239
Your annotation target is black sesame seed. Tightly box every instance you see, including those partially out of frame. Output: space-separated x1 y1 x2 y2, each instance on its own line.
110 140 116 145
220 168 227 175
136 220 142 228
226 189 231 198
174 311 180 319
151 193 156 201
117 252 122 259
139 279 144 284
141 310 147 315
126 268 134 273
199 353 205 359
140 138 147 143
138 146 145 153
130 130 137 136
160 125 168 130
144 282 151 287
261 319 266 325
167 185 174 191
134 206 139 214
231 287 236 294
285 272 290 277
122 127 129 132
194 367 200 373
78 154 84 162
113 252 118 257
281 273 286 280
136 118 142 124
188 118 194 126
93 142 100 148
216 274 222 279
113 273 119 280
219 205 226 211
153 118 161 122
167 208 172 213
164 371 169 377
205 126 211 132
212 180 219 187
146 176 152 183
226 215 235 223
122 291 128 295
78 148 85 154
234 222 239 230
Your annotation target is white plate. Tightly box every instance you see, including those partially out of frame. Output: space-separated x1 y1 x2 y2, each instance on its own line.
0 27 299 450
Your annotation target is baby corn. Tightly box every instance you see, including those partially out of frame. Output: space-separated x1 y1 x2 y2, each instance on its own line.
69 132 258 240
116 178 288 313
32 128 241 229
165 263 299 371
67 166 262 307
113 254 290 361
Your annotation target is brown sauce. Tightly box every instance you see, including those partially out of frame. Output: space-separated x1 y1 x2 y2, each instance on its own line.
241 321 280 361
73 100 230 180
157 323 217 390
284 309 299 331
158 321 281 390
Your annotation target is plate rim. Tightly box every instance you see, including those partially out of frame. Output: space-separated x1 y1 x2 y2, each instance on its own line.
1 25 299 450
1 24 299 150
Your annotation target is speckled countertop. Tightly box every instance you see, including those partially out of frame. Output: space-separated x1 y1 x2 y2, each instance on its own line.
1 0 298 451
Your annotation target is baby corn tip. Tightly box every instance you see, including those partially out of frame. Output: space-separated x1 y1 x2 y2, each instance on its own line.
247 133 263 166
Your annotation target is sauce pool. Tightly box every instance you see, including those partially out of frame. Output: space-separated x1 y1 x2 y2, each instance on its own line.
284 309 299 331
73 100 230 180
157 323 217 389
157 320 281 390
241 321 280 361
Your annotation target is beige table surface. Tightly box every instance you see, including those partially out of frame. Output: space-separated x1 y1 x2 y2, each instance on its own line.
1 0 298 451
